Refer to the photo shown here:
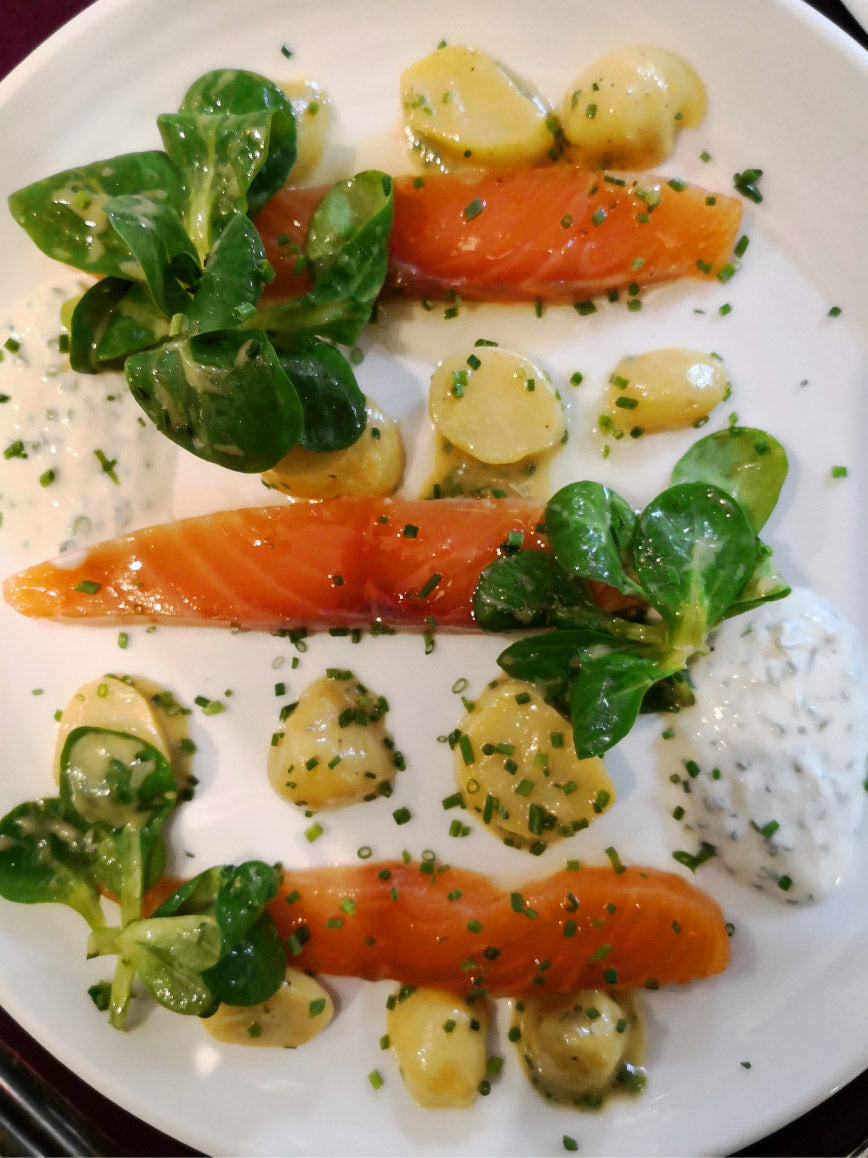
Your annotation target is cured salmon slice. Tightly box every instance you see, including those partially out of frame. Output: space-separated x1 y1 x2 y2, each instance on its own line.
255 167 742 303
269 859 730 995
3 498 551 631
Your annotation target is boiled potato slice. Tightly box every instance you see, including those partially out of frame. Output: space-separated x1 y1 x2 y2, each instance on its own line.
54 676 167 778
561 46 706 170
387 986 489 1108
454 678 614 850
430 347 565 466
262 400 404 499
604 348 729 435
512 989 644 1105
279 79 331 182
269 672 400 810
54 675 194 789
401 44 553 168
204 967 334 1048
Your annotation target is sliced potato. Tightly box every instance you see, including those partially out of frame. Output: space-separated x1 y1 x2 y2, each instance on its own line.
269 672 401 810
561 46 706 170
454 678 614 850
424 440 553 501
279 79 331 182
429 347 565 466
54 676 166 770
512 989 644 1105
262 400 404 500
604 347 729 435
401 44 553 168
387 986 490 1108
203 967 334 1048
54 675 194 790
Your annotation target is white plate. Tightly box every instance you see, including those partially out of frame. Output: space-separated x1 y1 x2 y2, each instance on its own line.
1 1 867 1155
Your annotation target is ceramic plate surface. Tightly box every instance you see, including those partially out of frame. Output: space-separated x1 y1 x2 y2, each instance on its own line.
0 1 866 1155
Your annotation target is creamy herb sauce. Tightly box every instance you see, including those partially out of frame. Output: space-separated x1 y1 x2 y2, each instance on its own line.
668 587 868 903
0 278 175 561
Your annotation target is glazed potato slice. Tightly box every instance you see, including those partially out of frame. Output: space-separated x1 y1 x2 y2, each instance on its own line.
262 400 404 499
430 347 565 465
386 986 490 1108
454 678 614 850
401 44 554 168
561 46 706 170
604 347 729 434
54 675 168 778
512 989 644 1104
269 671 401 810
279 79 331 182
53 674 194 788
204 967 334 1048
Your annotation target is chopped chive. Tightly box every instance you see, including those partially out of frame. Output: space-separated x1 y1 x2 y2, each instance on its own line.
417 572 443 598
94 448 120 485
458 732 475 765
733 167 763 203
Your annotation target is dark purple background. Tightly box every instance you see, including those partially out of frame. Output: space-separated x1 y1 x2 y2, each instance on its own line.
1 2 867 1156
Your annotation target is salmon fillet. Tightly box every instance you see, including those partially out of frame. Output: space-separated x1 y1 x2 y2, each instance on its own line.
255 166 742 303
269 859 730 995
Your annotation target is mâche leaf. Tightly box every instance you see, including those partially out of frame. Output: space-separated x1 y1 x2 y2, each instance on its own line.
670 425 788 531
125 330 303 472
9 69 394 475
475 428 790 757
7 151 185 278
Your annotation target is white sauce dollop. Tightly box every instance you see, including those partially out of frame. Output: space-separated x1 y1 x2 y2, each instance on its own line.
668 587 868 903
0 279 175 562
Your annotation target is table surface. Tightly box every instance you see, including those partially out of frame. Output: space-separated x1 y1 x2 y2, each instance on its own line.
1 2 867 1155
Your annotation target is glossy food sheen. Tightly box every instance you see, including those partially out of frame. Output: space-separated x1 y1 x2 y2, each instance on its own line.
270 860 730 995
3 497 549 630
256 167 742 303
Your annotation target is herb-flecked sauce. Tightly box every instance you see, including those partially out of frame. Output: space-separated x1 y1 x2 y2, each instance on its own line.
667 586 868 903
0 278 175 562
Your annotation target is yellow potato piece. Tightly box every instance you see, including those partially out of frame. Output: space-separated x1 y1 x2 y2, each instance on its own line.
279 79 331 182
269 672 400 810
401 44 553 168
604 347 729 435
387 987 489 1108
262 400 404 500
53 674 193 789
561 46 706 170
454 678 614 850
513 990 644 1104
54 676 167 774
430 347 565 466
203 967 334 1048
